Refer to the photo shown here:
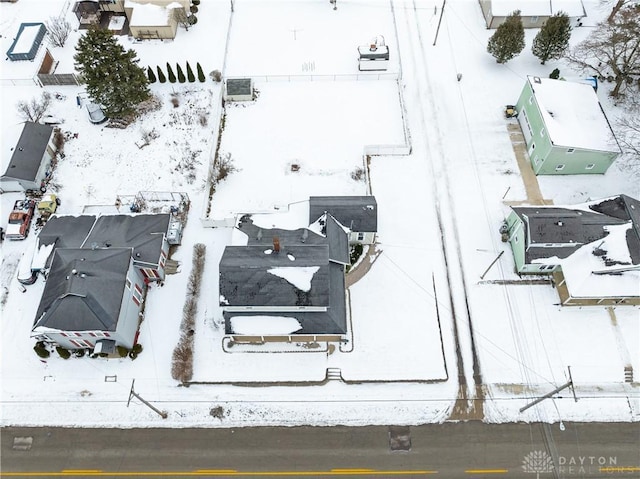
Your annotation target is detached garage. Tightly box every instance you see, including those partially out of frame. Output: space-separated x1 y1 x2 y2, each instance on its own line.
6 23 47 61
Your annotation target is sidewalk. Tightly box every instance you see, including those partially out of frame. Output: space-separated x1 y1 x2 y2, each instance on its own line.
505 122 553 206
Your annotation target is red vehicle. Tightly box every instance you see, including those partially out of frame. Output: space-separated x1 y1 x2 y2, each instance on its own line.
6 199 35 240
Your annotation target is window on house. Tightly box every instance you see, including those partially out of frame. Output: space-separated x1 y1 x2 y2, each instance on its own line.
531 143 536 150
125 278 131 290
555 164 565 171
531 16 539 23
586 163 595 170
529 96 533 105
357 232 365 241
567 148 575 154
540 128 545 137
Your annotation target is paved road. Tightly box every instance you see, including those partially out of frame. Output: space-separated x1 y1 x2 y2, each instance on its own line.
2 422 639 478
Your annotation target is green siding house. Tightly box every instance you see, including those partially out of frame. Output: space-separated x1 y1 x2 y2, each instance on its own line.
515 76 621 175
504 195 640 306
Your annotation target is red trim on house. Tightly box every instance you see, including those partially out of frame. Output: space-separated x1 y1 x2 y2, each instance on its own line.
134 283 143 295
133 295 140 307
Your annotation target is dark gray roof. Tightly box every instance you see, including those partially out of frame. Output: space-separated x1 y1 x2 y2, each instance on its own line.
84 214 170 266
37 215 98 249
220 245 330 307
591 194 640 264
224 262 347 335
2 122 53 182
309 196 377 233
513 194 640 264
237 214 349 265
226 78 252 95
325 214 349 265
37 214 170 268
33 248 132 332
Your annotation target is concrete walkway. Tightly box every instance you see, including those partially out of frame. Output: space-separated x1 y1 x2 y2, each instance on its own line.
346 244 382 288
505 122 553 206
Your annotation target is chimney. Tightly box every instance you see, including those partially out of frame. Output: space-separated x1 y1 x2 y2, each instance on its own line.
273 236 280 253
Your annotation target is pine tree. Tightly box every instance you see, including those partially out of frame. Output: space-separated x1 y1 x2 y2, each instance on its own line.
186 61 196 82
147 66 157 83
196 62 206 82
532 13 572 64
176 63 186 83
74 29 149 118
157 65 167 83
167 62 177 83
487 10 525 64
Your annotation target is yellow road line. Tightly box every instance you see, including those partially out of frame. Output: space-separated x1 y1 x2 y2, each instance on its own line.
61 471 102 474
0 470 438 477
464 469 508 474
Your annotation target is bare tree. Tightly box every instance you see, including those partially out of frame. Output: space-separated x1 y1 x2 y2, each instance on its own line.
16 92 52 123
616 95 640 161
565 4 640 97
46 16 71 47
607 0 635 22
173 7 191 31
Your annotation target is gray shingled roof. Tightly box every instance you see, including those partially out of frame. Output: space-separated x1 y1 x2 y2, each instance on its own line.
33 248 132 331
513 195 640 264
226 78 252 96
309 196 377 233
37 214 170 268
1 122 53 182
224 262 347 335
220 245 330 307
83 214 169 266
237 214 349 265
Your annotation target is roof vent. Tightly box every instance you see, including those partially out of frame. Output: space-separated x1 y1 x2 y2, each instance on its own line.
71 269 78 275
91 242 98 250
534 76 541 84
557 221 564 226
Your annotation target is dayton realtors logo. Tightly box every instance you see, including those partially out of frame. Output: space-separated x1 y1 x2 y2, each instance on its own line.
522 450 554 478
523 450 620 476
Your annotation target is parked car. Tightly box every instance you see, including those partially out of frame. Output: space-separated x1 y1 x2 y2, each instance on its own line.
40 115 63 125
6 199 35 240
17 242 38 285
86 103 107 124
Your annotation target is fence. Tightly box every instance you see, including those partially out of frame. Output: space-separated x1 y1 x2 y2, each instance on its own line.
37 73 79 86
228 72 399 83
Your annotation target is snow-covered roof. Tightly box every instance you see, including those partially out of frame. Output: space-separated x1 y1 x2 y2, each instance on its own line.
490 0 584 17
560 224 640 298
11 24 44 54
125 1 180 27
528 76 620 154
229 316 303 335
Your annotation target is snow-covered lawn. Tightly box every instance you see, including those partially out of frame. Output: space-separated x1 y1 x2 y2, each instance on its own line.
1 0 638 428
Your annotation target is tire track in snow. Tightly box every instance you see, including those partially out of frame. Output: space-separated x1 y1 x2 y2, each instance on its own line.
393 0 483 418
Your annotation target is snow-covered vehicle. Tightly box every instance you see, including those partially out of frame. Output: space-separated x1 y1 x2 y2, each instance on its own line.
6 199 36 240
86 103 107 124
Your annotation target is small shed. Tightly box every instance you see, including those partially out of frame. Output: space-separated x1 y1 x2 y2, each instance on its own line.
0 122 55 192
6 23 47 61
225 78 254 102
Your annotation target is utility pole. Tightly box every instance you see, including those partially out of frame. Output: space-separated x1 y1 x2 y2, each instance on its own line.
433 0 446 46
519 367 577 413
127 379 168 419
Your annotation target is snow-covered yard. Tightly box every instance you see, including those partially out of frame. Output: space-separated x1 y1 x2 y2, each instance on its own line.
1 0 638 428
